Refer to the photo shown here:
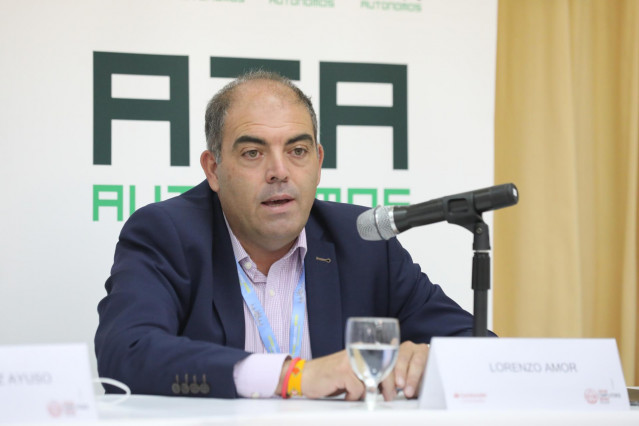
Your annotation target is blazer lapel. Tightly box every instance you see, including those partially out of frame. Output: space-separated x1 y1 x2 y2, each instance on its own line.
305 218 343 358
209 192 245 350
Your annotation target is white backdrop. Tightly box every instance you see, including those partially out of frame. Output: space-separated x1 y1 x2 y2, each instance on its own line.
0 0 497 379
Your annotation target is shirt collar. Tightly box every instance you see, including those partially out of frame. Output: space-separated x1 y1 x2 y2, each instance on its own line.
223 214 308 266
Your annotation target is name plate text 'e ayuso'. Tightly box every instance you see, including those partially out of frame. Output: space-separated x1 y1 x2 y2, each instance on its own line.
0 343 97 423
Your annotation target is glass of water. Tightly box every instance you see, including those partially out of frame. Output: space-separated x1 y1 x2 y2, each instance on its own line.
346 317 400 410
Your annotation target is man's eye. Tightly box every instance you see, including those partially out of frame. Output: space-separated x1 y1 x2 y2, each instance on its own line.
292 147 308 157
243 150 259 159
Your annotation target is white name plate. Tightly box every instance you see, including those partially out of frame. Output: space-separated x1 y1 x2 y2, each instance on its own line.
419 337 629 411
0 343 97 423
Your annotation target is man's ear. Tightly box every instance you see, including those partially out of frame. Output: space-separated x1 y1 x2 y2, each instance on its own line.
200 150 220 192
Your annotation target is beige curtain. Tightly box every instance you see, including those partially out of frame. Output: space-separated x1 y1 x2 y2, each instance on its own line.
494 0 639 385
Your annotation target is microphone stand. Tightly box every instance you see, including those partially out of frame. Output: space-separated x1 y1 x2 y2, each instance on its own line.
470 221 490 337
445 207 491 337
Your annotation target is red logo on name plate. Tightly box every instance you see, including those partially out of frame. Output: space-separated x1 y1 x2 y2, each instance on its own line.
47 401 63 418
584 388 599 405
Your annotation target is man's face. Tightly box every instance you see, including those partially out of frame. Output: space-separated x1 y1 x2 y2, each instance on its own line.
201 81 323 255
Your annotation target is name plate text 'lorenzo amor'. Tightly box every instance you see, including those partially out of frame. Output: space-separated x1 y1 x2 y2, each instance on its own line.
419 338 629 411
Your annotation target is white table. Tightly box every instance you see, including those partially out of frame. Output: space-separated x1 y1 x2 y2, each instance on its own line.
96 394 639 425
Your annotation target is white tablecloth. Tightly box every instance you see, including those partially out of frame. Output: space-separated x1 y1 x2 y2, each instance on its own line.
96 394 639 426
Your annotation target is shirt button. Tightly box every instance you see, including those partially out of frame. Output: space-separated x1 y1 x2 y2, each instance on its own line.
268 289 275 297
244 262 253 270
251 392 261 398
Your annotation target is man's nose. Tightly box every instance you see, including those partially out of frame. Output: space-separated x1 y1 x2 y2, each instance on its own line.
265 153 289 183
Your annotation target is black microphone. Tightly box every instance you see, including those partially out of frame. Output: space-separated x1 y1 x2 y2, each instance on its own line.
356 183 519 241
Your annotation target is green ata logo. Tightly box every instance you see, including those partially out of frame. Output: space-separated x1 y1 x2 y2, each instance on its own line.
92 53 410 221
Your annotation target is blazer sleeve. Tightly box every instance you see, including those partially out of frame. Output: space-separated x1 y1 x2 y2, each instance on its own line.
94 203 250 398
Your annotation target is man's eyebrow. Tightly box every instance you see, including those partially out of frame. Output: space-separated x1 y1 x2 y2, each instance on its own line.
233 135 266 148
233 133 315 148
286 133 315 145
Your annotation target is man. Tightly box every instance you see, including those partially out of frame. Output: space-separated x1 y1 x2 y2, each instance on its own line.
95 71 476 400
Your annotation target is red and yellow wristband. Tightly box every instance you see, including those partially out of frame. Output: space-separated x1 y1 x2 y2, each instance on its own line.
281 357 306 398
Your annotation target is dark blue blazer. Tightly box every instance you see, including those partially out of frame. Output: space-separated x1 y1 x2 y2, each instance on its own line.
95 181 475 398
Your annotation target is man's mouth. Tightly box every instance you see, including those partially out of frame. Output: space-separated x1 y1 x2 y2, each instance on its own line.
262 197 293 207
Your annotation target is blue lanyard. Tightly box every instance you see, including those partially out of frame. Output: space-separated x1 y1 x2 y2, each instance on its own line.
236 262 306 357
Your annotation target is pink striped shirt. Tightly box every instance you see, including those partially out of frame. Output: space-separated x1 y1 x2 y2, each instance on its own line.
226 221 312 397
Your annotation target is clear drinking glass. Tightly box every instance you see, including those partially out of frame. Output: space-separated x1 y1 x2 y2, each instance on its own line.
345 317 400 410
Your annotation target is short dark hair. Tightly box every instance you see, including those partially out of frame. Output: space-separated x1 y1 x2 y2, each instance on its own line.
204 70 318 162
